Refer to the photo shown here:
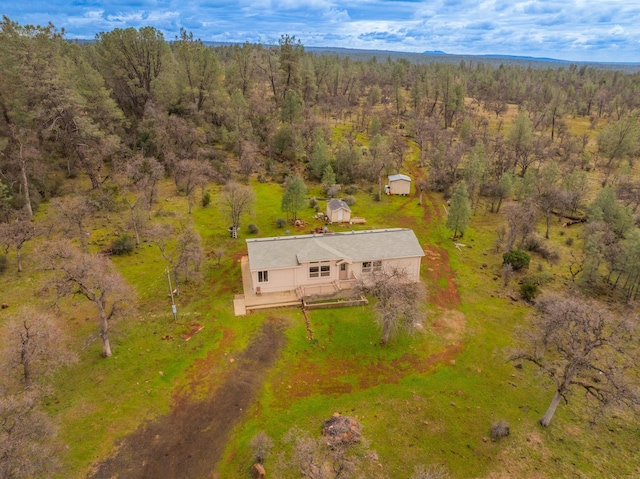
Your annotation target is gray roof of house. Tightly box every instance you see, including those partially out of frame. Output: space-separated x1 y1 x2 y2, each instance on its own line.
388 174 411 182
327 198 351 212
247 228 424 271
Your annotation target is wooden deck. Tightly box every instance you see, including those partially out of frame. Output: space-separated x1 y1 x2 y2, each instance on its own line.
234 256 302 316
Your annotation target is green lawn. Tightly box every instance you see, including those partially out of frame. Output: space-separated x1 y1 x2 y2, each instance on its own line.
3 171 638 479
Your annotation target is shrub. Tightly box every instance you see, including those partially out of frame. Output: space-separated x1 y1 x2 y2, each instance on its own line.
344 185 358 195
250 431 273 464
503 250 530 270
326 186 340 197
110 234 135 255
373 192 381 202
490 420 510 440
344 195 356 206
276 218 287 228
565 237 574 246
0 254 6 274
247 223 259 234
309 198 318 209
201 191 211 207
523 234 559 263
520 279 540 301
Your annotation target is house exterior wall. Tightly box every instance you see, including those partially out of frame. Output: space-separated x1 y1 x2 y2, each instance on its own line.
389 179 411 195
251 256 421 294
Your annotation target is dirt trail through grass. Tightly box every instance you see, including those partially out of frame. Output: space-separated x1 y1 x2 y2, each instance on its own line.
89 320 285 479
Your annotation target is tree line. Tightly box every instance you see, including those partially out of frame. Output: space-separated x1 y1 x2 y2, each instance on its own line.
1 15 640 475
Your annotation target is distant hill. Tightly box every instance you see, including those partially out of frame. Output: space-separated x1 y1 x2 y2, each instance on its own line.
302 46 640 72
71 37 640 73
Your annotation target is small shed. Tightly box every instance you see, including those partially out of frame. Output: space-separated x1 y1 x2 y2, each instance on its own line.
386 174 412 196
326 198 352 223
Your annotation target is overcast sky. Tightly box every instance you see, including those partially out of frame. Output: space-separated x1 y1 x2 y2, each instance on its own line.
4 1 640 63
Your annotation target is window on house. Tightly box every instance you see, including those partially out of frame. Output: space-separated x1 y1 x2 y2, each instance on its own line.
340 263 346 271
363 261 382 273
309 261 330 278
257 270 269 283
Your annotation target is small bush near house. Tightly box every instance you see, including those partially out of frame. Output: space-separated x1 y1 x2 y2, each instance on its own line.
344 185 358 195
502 250 530 270
110 234 135 255
309 198 318 209
247 223 259 234
344 195 356 206
276 218 287 228
490 420 510 440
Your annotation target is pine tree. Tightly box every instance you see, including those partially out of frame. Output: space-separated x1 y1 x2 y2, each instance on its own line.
281 173 307 222
446 181 471 239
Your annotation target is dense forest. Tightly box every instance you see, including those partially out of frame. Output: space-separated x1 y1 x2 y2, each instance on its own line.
1 16 640 478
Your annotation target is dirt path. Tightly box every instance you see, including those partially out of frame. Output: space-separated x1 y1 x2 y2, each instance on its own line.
89 320 286 479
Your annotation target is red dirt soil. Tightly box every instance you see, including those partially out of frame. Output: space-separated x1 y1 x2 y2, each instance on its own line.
87 187 464 479
88 320 286 479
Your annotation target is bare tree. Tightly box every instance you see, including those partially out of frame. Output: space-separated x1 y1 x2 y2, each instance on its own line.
249 431 273 464
148 221 204 290
174 159 215 214
41 239 133 358
1 126 37 218
0 217 37 272
510 294 640 427
277 424 384 479
357 268 427 345
412 464 451 479
1 307 76 390
123 154 165 220
504 202 538 252
51 196 97 251
221 181 255 237
0 388 59 478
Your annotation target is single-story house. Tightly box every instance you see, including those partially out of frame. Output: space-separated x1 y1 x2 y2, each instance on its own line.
385 174 412 195
245 228 424 297
326 198 351 223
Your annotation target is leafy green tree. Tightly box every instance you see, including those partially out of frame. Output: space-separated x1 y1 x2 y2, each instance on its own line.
307 131 331 180
366 134 391 198
464 141 489 210
173 28 221 113
507 110 534 175
277 34 304 99
281 173 307 222
588 186 633 237
597 116 639 186
92 26 170 119
321 164 336 192
280 89 303 124
334 140 359 185
446 181 471 239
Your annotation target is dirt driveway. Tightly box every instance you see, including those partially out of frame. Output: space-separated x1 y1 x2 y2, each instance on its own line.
89 320 285 479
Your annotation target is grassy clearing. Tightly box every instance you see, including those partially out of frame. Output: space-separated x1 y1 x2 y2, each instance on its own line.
2 149 639 478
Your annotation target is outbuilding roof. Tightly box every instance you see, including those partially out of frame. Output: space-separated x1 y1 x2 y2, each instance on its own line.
388 174 411 182
247 228 424 271
327 198 351 212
